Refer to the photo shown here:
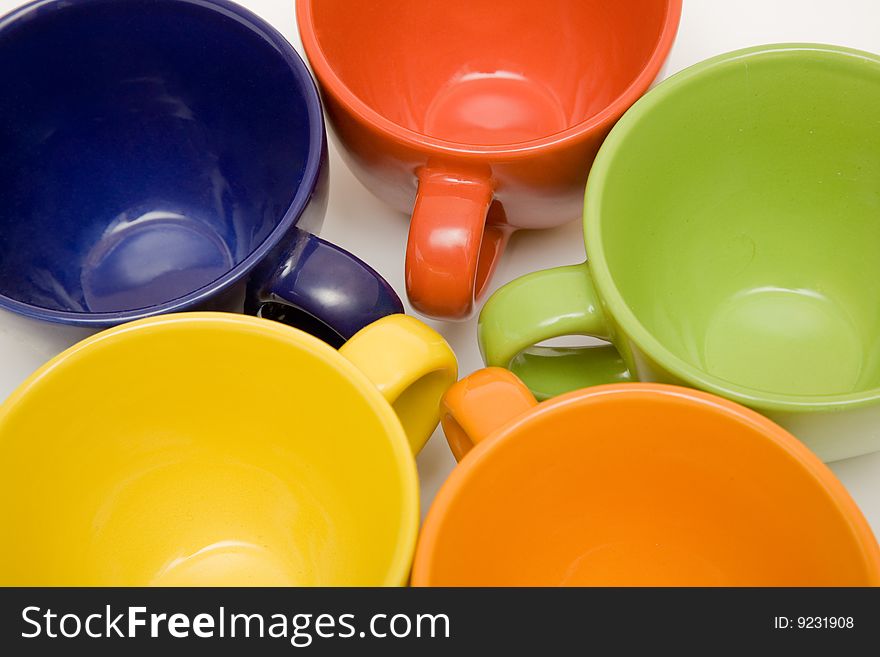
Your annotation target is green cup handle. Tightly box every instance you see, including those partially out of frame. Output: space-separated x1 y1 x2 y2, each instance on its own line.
478 263 631 399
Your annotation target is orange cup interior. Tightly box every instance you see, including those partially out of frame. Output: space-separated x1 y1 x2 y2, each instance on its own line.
414 385 880 586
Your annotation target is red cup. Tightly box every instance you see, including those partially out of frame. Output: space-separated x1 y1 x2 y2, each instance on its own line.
297 1 682 319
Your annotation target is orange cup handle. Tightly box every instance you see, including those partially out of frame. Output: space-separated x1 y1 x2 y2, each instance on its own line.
440 367 538 461
406 170 508 320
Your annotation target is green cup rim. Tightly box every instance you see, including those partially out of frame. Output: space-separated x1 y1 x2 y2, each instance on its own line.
584 43 880 413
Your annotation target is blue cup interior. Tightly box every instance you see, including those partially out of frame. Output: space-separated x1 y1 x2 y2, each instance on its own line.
0 0 316 317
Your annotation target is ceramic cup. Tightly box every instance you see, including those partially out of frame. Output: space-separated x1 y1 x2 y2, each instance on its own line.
481 44 880 462
297 0 682 320
0 0 401 342
0 312 457 586
412 368 880 586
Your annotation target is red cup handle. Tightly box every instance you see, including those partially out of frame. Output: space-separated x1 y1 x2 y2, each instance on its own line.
406 169 509 320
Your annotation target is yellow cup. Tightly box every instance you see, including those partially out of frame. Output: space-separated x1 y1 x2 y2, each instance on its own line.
0 313 457 586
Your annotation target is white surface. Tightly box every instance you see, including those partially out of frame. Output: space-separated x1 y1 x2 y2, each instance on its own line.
0 0 878 535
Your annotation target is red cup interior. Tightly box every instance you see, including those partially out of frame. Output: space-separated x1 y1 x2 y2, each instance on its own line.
307 0 676 146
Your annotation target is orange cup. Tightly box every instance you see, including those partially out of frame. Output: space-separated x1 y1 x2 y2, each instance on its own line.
412 369 880 586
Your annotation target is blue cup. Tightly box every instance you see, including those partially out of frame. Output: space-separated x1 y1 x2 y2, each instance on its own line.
0 0 402 345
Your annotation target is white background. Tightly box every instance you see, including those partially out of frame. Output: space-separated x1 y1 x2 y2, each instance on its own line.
1 0 878 534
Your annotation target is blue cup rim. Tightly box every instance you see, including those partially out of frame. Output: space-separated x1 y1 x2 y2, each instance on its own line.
0 0 326 326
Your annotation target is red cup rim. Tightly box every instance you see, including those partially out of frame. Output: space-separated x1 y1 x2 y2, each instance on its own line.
296 0 683 158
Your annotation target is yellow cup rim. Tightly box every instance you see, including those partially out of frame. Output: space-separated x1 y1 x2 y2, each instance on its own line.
0 312 420 587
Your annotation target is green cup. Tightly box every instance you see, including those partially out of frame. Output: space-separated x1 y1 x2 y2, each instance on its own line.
480 44 880 463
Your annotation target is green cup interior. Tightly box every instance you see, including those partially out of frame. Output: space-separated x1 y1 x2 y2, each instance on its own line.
592 45 880 402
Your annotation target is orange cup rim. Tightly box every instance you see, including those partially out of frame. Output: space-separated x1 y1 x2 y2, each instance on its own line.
295 0 683 157
411 382 880 586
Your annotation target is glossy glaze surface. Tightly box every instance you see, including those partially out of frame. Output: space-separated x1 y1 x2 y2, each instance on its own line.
0 0 401 337
0 313 458 586
297 0 681 320
480 44 880 461
413 369 880 586
245 228 403 347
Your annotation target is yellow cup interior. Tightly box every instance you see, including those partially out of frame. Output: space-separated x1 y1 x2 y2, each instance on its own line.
0 314 418 586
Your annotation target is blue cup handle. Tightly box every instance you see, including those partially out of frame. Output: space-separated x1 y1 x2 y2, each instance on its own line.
245 228 404 347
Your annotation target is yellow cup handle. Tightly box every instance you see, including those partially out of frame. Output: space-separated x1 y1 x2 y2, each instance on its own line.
340 315 458 454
